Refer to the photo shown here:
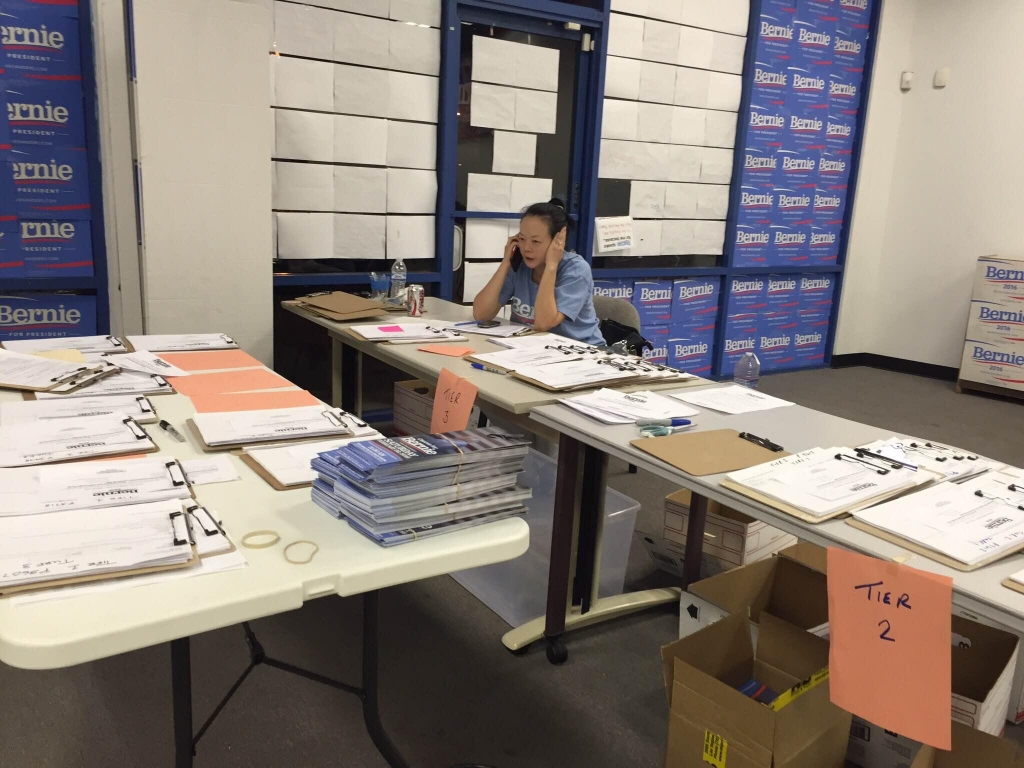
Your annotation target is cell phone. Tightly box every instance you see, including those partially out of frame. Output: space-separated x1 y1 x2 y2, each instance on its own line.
511 245 523 271
477 320 501 328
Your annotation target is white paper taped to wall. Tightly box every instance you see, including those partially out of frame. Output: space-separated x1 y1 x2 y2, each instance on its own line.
704 111 737 148
271 56 333 111
510 177 552 212
674 66 710 108
662 220 695 254
273 161 334 211
335 166 387 213
629 181 666 218
628 220 663 256
664 182 698 218
602 99 639 140
334 63 389 118
463 262 502 302
275 109 333 162
514 89 557 134
693 220 726 254
386 168 437 214
638 61 676 105
472 36 517 87
604 56 641 100
514 42 559 92
670 105 705 146
334 115 388 165
608 14 644 59
492 131 537 176
677 25 714 69
642 19 680 64
595 216 634 253
598 139 671 181
313 0 387 17
696 185 730 219
707 72 742 111
710 31 745 74
699 147 733 183
681 0 749 37
389 22 440 76
465 219 514 260
467 173 513 212
387 216 435 260
333 12 390 68
277 212 333 259
274 2 333 60
668 145 702 182
388 72 438 123
390 0 441 27
470 82 516 130
334 214 386 259
387 121 437 170
638 102 673 143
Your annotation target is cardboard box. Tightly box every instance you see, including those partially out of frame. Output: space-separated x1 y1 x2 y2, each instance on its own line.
662 611 852 768
964 298 1024 345
667 330 714 377
951 604 1024 724
662 489 797 579
911 722 1024 767
393 379 435 436
671 276 719 329
633 280 673 325
972 256 1024 303
592 278 634 302
845 614 1020 768
959 339 1024 393
679 542 829 640
21 219 93 278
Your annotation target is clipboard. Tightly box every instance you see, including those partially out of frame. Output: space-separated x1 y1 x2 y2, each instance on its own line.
846 518 1024 572
509 369 643 393
629 429 789 476
22 373 177 400
187 418 353 453
0 362 112 393
1001 577 1024 596
236 451 308 491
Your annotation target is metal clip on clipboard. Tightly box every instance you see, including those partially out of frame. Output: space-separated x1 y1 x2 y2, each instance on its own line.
186 504 225 536
170 510 196 546
165 460 187 487
738 432 784 452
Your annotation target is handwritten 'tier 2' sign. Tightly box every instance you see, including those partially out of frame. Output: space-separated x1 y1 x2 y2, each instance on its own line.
827 547 954 750
430 368 479 434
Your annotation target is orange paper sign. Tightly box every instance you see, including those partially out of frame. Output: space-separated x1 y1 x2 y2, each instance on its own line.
158 350 263 372
170 368 292 398
430 368 478 433
417 344 475 357
190 389 321 413
827 547 953 749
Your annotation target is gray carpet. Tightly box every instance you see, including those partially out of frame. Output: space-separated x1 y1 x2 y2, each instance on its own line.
2 367 1023 768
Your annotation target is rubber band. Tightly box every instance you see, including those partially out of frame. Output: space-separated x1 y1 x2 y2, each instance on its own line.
241 530 281 549
284 540 319 565
439 433 465 487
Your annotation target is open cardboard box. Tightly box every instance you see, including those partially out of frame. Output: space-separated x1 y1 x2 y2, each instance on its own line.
911 721 1024 767
662 611 851 768
679 542 829 640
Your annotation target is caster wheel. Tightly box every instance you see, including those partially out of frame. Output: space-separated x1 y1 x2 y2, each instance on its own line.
545 639 568 665
507 644 529 656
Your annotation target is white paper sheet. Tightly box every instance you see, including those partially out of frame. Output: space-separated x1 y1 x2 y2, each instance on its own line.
333 11 390 68
673 66 710 108
629 181 666 218
673 384 791 413
334 114 388 165
638 60 676 104
628 220 663 256
333 214 386 259
515 42 559 92
470 82 516 130
516 359 636 390
642 19 680 64
604 140 672 181
663 182 697 218
2 336 124 355
695 185 730 219
273 161 333 211
514 88 557 134
181 456 240 486
707 72 742 111
334 63 389 118
271 56 334 111
389 21 440 75
387 72 438 123
0 415 155 467
602 98 639 140
648 0 683 22
492 131 537 176
387 216 435 260
705 110 737 148
681 0 749 35
565 388 698 423
463 262 502 302
467 173 513 212
509 177 552 212
193 407 353 447
608 13 645 59
274 109 333 162
387 121 436 170
700 147 733 183
334 166 387 213
604 56 642 100
693 220 726 254
668 145 703 182
112 351 190 378
676 25 714 69
710 31 745 74
389 0 441 27
465 219 514 260
472 36 517 87
273 1 333 60
638 102 674 143
0 395 157 426
386 168 437 214
661 219 695 253
246 434 380 487
277 212 333 259
671 105 705 145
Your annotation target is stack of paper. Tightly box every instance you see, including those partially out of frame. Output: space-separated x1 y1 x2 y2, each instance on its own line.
103 350 190 378
1 335 126 355
856 437 1001 484
489 332 566 350
242 432 382 489
1 395 158 425
562 388 699 425
0 348 108 392
0 458 191 515
441 321 533 338
0 498 198 595
721 447 937 523
671 384 793 414
348 323 466 343
512 358 640 391
466 345 588 372
125 334 238 352
36 369 173 399
310 427 532 546
190 406 355 448
0 415 156 467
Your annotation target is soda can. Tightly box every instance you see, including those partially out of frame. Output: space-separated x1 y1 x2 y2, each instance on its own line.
407 284 425 316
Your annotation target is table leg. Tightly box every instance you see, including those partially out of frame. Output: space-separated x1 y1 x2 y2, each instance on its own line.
573 447 607 614
543 434 583 665
171 637 194 768
340 343 358 414
331 338 343 408
362 590 412 768
682 493 710 589
355 350 364 418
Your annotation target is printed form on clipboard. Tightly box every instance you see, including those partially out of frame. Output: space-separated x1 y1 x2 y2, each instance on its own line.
0 415 156 468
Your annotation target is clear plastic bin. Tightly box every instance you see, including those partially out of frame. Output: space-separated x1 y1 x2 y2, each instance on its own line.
451 449 640 628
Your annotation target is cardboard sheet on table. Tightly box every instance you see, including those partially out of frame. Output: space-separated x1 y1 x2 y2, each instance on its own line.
170 369 292 398
629 428 789 476
189 389 321 414
237 451 300 491
158 350 263 372
418 344 475 358
827 547 953 750
295 291 388 322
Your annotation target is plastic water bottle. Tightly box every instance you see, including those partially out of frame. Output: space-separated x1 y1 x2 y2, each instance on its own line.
390 257 407 300
733 352 760 389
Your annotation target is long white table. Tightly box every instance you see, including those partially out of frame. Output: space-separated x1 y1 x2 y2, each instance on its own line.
527 388 1024 663
0 385 529 767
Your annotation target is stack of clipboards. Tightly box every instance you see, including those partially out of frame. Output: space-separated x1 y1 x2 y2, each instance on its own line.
187 406 363 452
289 291 396 323
0 348 113 394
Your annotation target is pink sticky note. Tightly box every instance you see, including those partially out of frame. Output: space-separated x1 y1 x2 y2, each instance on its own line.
379 325 404 333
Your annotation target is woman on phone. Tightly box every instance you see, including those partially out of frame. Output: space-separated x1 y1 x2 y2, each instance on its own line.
472 198 605 345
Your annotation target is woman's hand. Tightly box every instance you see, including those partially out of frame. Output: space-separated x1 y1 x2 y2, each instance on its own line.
545 227 566 268
502 234 519 264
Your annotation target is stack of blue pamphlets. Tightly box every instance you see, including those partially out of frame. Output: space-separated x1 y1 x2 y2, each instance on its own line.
311 427 532 546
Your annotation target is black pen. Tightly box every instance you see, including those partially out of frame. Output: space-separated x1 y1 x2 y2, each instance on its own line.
159 420 186 443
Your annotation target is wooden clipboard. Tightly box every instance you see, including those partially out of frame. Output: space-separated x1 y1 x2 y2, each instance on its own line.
236 451 309 491
846 518 1024 572
630 429 789 476
187 419 352 454
0 362 113 394
1001 578 1024 596
21 377 177 400
509 369 643 393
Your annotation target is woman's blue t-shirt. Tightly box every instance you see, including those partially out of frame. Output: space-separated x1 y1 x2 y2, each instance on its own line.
497 251 606 345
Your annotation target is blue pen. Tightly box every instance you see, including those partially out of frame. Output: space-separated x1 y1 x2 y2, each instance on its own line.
470 362 505 374
636 417 692 427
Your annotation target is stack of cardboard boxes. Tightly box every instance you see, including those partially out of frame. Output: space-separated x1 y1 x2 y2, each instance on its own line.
959 256 1024 396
